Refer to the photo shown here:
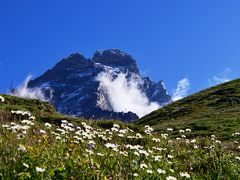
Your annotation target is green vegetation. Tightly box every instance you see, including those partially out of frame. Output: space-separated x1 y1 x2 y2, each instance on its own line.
0 94 57 118
137 79 240 142
1 90 240 179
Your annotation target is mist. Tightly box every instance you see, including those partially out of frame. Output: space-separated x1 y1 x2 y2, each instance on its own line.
11 75 47 101
96 70 160 118
172 78 190 101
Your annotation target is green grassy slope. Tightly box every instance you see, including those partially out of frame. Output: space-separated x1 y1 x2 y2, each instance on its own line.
0 94 55 114
0 94 61 121
137 79 240 141
0 94 139 130
1 94 240 179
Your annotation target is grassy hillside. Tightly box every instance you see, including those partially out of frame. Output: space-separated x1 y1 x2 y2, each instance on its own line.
0 94 138 130
0 94 58 119
1 94 240 179
137 79 240 141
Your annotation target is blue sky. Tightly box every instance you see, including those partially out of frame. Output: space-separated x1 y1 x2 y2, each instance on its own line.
0 0 240 96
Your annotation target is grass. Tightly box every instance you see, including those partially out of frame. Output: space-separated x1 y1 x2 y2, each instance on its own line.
0 94 240 179
0 94 57 120
137 78 240 141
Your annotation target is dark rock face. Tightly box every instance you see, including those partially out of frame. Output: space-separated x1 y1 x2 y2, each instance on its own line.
28 49 171 122
92 49 139 74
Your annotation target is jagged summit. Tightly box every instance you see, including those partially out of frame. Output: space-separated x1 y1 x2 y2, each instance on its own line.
54 53 93 70
92 49 139 73
28 49 171 122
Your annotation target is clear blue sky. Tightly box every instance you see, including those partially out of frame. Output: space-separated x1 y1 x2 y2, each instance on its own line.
1 0 240 95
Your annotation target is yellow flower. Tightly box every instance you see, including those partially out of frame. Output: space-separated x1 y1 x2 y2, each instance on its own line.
42 135 48 141
28 146 34 153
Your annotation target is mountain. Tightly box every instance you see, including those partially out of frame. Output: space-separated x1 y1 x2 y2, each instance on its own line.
136 79 240 140
28 49 171 122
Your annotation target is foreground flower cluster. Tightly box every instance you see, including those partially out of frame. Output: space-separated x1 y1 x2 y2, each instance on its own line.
0 95 5 102
0 110 240 179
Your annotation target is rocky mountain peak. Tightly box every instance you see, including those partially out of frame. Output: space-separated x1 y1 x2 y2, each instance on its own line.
54 53 93 70
28 49 171 122
92 49 139 73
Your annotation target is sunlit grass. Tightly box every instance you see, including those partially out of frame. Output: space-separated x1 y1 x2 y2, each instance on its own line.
1 109 240 179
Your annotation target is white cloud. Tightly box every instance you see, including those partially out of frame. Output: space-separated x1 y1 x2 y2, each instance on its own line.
208 68 231 86
96 70 160 118
11 75 47 101
172 78 190 101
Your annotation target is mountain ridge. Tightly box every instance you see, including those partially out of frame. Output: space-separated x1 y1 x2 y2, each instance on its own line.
28 49 171 122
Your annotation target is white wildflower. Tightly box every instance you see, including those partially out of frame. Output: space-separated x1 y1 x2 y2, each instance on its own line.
56 136 61 140
190 139 196 143
73 140 79 144
179 129 185 133
36 167 45 173
61 120 68 124
152 138 161 142
119 151 128 156
180 172 191 178
29 116 35 120
144 125 153 134
68 123 74 127
211 135 216 138
166 176 177 180
194 144 199 149
21 120 34 125
161 134 168 139
136 133 143 138
181 135 186 138
97 153 105 156
134 151 140 156
232 132 240 136
105 143 119 150
88 140 96 145
44 123 52 129
154 156 162 161
2 124 10 128
140 163 148 169
133 173 138 177
86 149 94 155
111 127 119 132
118 133 124 137
113 124 120 129
146 169 153 174
0 95 5 102
157 169 166 174
39 129 46 134
18 144 27 152
23 163 29 168
138 150 149 157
